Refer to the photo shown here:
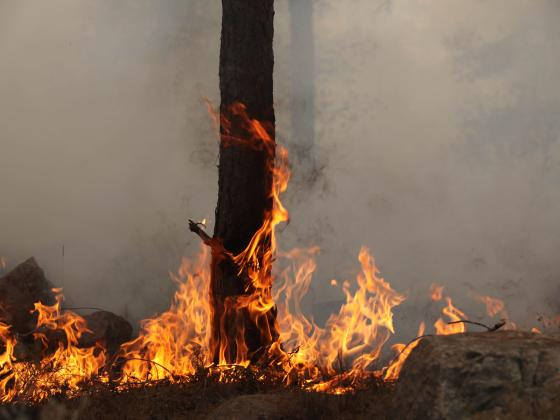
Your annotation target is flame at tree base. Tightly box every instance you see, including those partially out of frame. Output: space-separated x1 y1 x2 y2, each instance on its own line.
0 104 521 403
0 245 415 402
0 236 522 402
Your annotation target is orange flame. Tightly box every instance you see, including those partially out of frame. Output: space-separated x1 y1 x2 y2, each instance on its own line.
0 103 485 401
272 246 406 390
472 293 516 330
0 290 107 401
473 294 506 318
434 297 467 335
384 322 425 381
0 323 17 402
119 247 213 381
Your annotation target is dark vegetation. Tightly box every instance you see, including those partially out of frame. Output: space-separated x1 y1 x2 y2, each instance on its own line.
1 373 394 420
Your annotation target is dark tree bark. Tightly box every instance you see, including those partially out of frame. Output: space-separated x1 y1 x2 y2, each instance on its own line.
210 0 277 363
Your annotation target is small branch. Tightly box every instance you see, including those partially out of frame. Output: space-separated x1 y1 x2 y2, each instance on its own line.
188 219 233 266
448 319 506 332
113 357 174 380
188 219 213 246
64 306 107 313
383 334 434 375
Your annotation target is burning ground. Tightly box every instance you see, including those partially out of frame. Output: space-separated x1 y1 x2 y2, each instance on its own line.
0 106 558 416
2 1 560 418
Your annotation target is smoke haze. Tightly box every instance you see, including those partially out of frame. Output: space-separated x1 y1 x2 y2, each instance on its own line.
1 0 559 334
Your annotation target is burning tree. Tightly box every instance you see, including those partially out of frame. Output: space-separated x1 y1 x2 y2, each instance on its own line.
4 2 551 414
191 0 279 364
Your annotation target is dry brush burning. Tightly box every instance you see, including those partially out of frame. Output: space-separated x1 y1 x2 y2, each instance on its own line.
0 106 531 404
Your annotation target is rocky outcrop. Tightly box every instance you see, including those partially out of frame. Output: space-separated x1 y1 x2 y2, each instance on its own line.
393 331 560 420
0 257 55 333
207 394 298 420
0 257 131 357
80 311 132 353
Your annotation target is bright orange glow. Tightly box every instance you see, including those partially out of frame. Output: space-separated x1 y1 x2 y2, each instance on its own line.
0 290 106 401
434 297 467 335
118 247 213 381
0 323 16 403
0 103 501 402
384 321 425 381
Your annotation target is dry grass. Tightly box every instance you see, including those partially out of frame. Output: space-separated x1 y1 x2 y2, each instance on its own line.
1 369 395 420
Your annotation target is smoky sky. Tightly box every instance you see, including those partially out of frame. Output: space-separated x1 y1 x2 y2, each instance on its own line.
1 0 559 333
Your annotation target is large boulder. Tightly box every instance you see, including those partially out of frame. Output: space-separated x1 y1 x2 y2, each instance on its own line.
0 257 56 333
393 331 560 420
0 258 131 357
207 394 298 420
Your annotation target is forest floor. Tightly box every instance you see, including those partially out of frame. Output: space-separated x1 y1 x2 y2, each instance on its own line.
1 377 394 420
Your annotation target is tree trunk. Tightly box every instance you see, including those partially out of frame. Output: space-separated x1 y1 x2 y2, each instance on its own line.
210 0 277 364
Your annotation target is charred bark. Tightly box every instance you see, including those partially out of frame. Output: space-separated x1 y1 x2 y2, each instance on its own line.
210 0 277 363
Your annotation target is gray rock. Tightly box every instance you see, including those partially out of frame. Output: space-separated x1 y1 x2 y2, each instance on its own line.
207 394 297 420
0 258 131 358
80 311 132 353
393 331 560 420
0 257 55 333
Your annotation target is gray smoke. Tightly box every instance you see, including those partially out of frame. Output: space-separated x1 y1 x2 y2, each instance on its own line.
1 0 559 336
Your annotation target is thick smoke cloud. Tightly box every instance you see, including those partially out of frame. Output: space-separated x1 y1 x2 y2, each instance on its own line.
1 0 559 333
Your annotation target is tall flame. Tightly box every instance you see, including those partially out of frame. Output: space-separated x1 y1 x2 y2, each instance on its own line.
118 248 213 381
0 103 515 402
434 297 467 335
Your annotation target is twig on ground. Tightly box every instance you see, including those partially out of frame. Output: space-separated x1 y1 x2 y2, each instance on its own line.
64 307 108 313
117 357 175 379
447 319 506 332
383 334 435 376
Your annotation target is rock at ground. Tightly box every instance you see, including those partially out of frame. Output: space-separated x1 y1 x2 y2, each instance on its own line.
0 258 131 356
207 394 298 420
0 257 56 333
394 331 560 420
80 311 133 353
